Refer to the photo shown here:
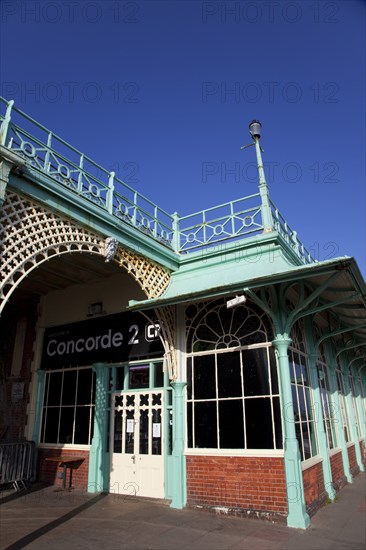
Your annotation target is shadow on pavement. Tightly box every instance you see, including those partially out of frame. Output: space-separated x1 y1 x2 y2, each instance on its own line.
0 483 50 505
3 493 107 550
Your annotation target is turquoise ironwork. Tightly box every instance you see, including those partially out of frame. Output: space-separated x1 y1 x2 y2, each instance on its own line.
0 97 315 263
88 363 110 493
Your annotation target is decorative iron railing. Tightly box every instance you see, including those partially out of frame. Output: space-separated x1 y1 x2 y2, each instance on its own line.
177 194 264 251
270 200 315 264
0 98 173 248
0 97 315 264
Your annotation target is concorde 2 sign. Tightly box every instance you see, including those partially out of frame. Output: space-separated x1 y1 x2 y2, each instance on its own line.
41 311 164 369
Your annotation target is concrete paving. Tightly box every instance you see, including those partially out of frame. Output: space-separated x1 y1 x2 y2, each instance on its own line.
0 473 365 550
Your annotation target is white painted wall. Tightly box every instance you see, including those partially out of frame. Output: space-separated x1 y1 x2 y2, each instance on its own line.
39 272 146 327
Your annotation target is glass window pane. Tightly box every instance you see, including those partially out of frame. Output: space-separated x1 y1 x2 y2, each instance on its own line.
125 411 135 453
193 355 216 400
59 407 75 444
47 372 62 406
187 357 192 399
301 423 312 460
295 423 304 461
129 365 149 389
77 369 93 404
154 363 164 388
299 354 309 385
245 398 273 449
269 347 279 394
139 410 149 454
217 351 242 398
187 402 193 448
74 407 91 445
273 397 283 449
115 367 125 391
194 401 217 448
292 386 299 420
243 349 270 396
62 370 77 405
219 399 244 449
44 407 59 443
297 386 307 419
113 410 123 453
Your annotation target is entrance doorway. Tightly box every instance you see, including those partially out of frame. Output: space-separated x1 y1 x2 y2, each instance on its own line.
110 390 164 498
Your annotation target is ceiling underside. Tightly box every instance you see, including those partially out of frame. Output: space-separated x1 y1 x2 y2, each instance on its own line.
7 253 123 310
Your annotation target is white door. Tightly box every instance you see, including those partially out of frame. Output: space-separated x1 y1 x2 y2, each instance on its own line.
110 391 164 498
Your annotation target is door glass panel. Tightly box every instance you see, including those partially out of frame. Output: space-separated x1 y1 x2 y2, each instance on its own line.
152 393 161 406
114 410 123 453
115 395 123 408
125 410 135 453
126 394 135 407
140 393 149 406
139 409 149 454
129 365 149 389
155 363 164 387
152 409 162 455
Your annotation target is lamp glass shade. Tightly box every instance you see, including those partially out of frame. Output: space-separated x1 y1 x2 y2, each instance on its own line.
249 120 261 139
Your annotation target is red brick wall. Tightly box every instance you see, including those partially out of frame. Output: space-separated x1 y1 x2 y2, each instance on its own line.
360 440 366 465
303 461 326 516
330 450 347 491
347 444 359 476
37 448 90 490
186 455 287 520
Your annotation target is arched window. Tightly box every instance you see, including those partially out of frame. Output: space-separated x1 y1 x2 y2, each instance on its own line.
185 299 282 451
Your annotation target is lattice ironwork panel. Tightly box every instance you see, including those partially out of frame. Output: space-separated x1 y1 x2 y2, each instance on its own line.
0 191 104 312
115 248 170 300
0 191 171 314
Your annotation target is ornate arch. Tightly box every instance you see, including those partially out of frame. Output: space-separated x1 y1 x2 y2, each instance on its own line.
0 191 171 314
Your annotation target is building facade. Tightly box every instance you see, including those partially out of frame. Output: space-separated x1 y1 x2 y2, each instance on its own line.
0 98 365 529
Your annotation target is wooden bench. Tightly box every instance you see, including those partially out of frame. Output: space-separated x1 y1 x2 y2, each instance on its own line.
44 456 85 490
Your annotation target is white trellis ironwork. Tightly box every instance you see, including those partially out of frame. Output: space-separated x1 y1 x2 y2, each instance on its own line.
0 191 171 314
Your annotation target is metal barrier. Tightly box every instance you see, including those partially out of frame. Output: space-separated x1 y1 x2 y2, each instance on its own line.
0 441 36 491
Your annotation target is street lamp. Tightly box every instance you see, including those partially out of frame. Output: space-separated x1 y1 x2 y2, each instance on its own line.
249 119 262 140
240 119 273 232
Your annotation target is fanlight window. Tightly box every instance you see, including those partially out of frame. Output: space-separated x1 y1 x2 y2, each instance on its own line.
186 299 273 352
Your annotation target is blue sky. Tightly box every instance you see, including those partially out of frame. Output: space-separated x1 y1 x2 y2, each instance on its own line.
1 0 365 275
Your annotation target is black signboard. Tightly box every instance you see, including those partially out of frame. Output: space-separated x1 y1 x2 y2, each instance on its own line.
41 310 164 369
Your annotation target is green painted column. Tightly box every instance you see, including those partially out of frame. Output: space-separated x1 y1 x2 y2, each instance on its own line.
339 357 364 473
353 368 366 441
309 351 335 499
88 363 110 493
303 321 335 499
170 381 186 509
254 138 274 232
325 342 352 484
31 369 46 444
273 335 310 529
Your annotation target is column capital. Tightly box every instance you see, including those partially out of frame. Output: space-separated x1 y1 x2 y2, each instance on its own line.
92 362 107 373
170 381 187 391
272 336 292 351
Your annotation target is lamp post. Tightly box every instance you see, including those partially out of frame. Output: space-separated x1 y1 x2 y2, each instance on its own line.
241 120 273 232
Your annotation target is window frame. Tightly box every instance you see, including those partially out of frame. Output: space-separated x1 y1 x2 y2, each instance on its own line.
186 341 283 454
288 346 319 462
40 365 95 448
